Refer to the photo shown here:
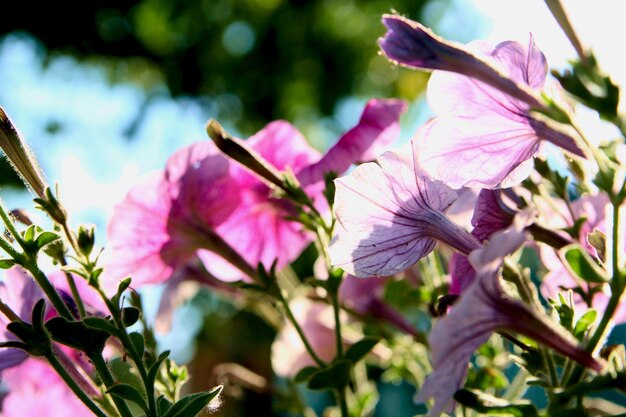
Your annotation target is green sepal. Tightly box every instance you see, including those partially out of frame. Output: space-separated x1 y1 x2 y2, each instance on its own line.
162 386 223 417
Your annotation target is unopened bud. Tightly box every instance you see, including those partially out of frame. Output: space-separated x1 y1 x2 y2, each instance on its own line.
0 107 47 198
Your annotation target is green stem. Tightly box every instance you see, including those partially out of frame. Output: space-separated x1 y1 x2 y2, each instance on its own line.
335 388 349 417
0 199 26 249
46 352 109 417
89 352 134 417
64 271 86 318
331 289 344 358
0 233 20 260
24 261 74 320
59 256 87 319
567 201 623 385
278 292 325 367
99 290 156 417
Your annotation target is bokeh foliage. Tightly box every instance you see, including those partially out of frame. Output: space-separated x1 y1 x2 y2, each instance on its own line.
0 0 430 190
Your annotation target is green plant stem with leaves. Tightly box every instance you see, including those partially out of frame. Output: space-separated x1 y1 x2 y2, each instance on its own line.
566 199 623 388
45 350 110 417
89 350 135 417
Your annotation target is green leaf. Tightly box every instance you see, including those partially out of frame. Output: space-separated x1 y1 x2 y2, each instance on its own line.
157 395 173 416
147 350 170 390
0 340 28 350
562 244 608 283
587 229 607 263
162 386 223 417
0 259 16 269
45 317 110 353
554 293 574 331
128 332 145 357
6 317 51 357
121 307 140 327
34 231 60 250
574 309 597 340
107 383 149 414
344 337 379 364
83 317 121 338
22 224 36 243
293 366 318 383
307 360 352 391
454 389 538 417
112 277 132 307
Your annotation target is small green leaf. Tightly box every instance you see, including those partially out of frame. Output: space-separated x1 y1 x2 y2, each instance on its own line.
34 231 60 250
344 337 380 364
147 350 170 390
0 259 16 269
121 307 140 327
562 244 608 283
293 366 318 383
107 383 149 414
307 360 352 391
83 317 121 338
128 332 145 356
157 395 173 415
574 310 597 340
162 386 223 417
587 229 607 263
22 224 36 243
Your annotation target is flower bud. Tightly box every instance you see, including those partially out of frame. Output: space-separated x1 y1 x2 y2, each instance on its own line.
0 107 47 198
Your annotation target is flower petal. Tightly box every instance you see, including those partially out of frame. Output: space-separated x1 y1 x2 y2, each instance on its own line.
104 172 188 287
330 145 465 277
297 99 407 186
416 117 540 189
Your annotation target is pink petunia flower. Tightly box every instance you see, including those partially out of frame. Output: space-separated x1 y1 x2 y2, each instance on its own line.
106 99 406 286
419 214 602 417
203 99 408 279
330 139 480 277
0 358 92 417
104 142 246 287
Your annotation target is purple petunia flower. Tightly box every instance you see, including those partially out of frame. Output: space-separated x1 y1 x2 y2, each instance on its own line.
379 14 585 189
419 214 603 417
449 189 516 294
330 138 480 277
0 267 42 372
